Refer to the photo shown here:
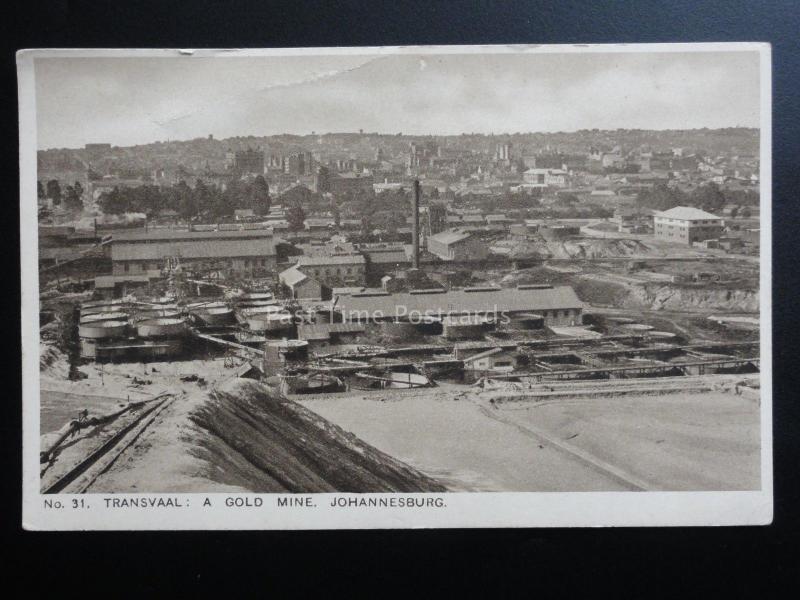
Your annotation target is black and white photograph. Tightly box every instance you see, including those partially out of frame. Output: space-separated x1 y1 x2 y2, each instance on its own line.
19 44 772 529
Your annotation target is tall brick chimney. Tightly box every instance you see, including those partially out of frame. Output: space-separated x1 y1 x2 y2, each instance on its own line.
412 180 420 269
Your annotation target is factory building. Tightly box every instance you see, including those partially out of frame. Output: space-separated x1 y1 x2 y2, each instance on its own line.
110 228 277 276
653 206 724 244
335 285 583 327
426 228 488 262
279 265 323 299
294 254 367 286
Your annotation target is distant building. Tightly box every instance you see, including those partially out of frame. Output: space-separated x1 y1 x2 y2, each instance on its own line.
335 285 584 328
295 254 367 286
653 206 724 244
109 228 277 275
522 168 568 188
328 172 374 195
229 148 265 174
459 347 519 373
85 143 112 161
426 204 447 236
279 265 323 299
426 229 488 262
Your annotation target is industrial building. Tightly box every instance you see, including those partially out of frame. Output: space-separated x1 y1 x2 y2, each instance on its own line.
334 285 583 327
110 228 278 276
426 228 488 262
279 265 323 299
294 254 367 286
653 206 724 244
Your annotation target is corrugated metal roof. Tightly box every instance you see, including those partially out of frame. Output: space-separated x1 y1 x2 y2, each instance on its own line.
112 228 274 242
279 266 309 287
655 206 722 221
112 238 276 261
337 286 583 319
428 229 472 245
297 254 366 267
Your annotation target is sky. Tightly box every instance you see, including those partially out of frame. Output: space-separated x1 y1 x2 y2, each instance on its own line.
34 49 761 149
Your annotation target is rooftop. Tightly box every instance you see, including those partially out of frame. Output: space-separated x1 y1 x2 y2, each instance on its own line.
112 227 275 242
336 285 583 320
428 229 473 245
296 254 366 267
656 206 722 221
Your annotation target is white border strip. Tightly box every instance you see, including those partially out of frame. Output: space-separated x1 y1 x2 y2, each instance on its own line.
19 43 773 530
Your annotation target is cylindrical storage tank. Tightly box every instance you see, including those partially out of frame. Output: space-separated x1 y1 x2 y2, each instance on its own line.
508 312 545 330
247 312 293 333
137 308 182 319
239 292 273 302
80 311 128 324
200 307 235 326
265 339 309 362
240 304 283 317
78 320 128 339
136 318 186 339
81 305 123 316
442 315 493 340
141 338 183 359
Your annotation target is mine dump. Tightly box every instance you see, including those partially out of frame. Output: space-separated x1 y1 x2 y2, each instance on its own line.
37 123 762 494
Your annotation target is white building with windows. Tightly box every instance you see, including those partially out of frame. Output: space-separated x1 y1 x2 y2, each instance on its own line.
653 206 724 245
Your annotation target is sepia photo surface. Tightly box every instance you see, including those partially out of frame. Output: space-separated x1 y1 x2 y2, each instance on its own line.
20 44 772 529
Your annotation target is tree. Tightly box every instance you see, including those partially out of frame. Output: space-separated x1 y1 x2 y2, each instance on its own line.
690 182 726 214
251 175 271 215
63 184 83 212
286 203 306 232
46 180 62 205
175 180 196 219
636 184 686 211
37 181 45 200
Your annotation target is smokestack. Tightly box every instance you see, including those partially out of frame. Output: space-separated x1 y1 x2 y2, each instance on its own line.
412 180 420 269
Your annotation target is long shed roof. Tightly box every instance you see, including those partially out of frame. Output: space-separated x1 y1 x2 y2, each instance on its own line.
335 286 583 320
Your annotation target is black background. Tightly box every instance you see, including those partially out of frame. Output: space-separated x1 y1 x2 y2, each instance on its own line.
4 0 799 593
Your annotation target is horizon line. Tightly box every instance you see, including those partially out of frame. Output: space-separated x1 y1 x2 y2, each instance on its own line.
38 125 760 152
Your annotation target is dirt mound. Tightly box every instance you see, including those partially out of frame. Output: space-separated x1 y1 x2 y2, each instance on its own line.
558 238 655 259
625 284 759 312
187 380 446 493
39 343 70 379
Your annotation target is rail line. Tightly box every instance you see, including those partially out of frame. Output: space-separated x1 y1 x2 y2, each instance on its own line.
42 393 176 494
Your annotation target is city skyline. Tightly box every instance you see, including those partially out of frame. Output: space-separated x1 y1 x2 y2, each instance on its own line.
35 50 760 149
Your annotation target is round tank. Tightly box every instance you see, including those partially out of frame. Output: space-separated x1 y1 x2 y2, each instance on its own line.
200 307 235 325
265 339 309 361
239 292 273 301
240 305 283 316
141 338 183 358
80 311 128 324
78 320 128 339
136 318 186 338
247 312 293 332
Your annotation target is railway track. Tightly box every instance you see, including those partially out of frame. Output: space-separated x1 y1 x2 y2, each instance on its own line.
42 393 177 494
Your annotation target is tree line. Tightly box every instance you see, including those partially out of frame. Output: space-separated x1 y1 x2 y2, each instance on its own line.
636 182 757 214
96 176 271 219
38 180 84 212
